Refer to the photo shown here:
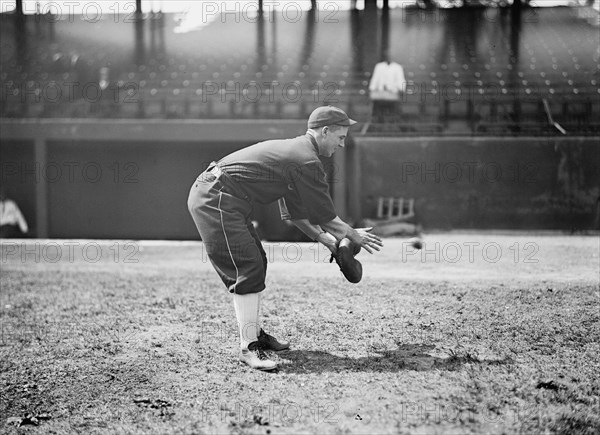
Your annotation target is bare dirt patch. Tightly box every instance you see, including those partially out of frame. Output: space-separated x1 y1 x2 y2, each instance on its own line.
1 234 598 434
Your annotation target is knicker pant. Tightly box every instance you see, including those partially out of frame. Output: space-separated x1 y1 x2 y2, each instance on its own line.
187 171 267 295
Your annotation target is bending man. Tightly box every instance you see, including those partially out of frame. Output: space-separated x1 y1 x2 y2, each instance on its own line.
187 106 383 371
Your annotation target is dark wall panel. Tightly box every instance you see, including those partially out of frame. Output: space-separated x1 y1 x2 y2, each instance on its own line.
355 137 600 230
45 141 245 239
3 135 599 239
0 140 37 235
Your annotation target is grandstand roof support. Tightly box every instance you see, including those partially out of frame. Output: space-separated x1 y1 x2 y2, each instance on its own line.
351 8 363 72
300 8 315 70
15 0 23 15
134 11 145 65
512 0 533 11
381 5 390 63
257 11 265 68
136 0 142 15
365 0 378 11
14 4 26 65
363 1 379 67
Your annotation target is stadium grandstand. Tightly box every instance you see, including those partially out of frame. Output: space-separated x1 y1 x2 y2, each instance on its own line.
1 0 598 134
1 0 599 239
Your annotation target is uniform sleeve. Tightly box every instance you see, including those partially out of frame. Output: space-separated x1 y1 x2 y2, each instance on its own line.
285 160 336 225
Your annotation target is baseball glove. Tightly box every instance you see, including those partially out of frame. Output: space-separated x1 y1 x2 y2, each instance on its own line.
330 238 363 283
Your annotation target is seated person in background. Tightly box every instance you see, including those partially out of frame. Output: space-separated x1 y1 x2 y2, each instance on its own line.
0 189 29 238
368 51 407 124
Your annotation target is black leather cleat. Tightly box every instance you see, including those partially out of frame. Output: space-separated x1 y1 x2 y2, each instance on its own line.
258 329 290 351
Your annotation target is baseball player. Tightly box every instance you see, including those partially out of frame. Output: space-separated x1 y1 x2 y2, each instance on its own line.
187 106 383 371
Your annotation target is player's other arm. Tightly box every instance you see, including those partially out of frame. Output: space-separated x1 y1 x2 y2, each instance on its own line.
289 219 337 253
279 197 339 254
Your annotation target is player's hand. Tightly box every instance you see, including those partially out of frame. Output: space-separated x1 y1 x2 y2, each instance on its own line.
352 227 383 254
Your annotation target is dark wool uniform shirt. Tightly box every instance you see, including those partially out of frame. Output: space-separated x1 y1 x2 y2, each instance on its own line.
218 134 337 225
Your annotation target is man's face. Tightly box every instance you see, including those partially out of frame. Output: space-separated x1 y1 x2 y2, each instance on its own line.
318 126 349 158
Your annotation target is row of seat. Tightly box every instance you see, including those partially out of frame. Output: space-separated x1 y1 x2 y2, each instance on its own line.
3 90 597 123
1 7 598 132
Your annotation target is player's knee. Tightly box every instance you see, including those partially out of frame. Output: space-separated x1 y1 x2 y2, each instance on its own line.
187 195 200 215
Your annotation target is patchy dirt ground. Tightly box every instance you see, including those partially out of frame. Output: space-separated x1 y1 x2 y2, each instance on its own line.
1 233 598 434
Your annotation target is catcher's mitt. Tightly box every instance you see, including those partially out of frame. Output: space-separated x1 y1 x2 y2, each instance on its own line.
330 238 363 283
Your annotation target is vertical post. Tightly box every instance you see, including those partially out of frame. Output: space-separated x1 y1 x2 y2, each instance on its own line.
364 0 378 11
408 199 414 217
349 139 362 223
134 6 145 65
15 0 27 74
136 0 142 15
376 197 383 219
332 148 347 221
386 197 394 219
271 2 277 61
34 137 48 238
380 2 390 62
363 0 379 77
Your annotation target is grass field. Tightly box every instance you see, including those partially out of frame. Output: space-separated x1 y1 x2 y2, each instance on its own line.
1 233 599 434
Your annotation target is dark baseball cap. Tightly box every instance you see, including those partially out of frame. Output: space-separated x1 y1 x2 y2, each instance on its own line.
307 105 357 129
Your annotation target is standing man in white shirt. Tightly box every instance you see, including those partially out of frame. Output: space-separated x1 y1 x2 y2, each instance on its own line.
368 51 407 124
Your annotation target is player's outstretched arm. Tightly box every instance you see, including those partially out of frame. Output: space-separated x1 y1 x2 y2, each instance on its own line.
290 219 337 253
320 216 383 254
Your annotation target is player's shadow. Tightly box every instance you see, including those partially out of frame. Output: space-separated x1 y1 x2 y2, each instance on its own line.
277 344 512 374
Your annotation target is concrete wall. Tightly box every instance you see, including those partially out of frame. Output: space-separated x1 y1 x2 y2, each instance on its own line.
0 119 316 240
353 137 600 231
1 119 598 239
1 138 236 238
0 140 36 231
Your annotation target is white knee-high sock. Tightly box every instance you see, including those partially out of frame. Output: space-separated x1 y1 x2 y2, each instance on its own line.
256 292 262 331
233 292 260 349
